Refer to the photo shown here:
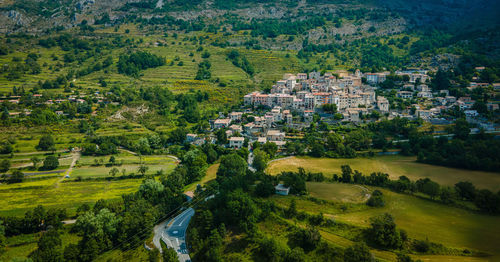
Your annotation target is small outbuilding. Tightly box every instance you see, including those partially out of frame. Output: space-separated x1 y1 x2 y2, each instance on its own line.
275 184 290 196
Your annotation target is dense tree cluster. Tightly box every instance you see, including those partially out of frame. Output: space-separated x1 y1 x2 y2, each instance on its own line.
117 51 166 77
227 50 255 76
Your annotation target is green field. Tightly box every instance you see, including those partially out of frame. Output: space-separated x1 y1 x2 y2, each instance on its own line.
0 177 144 216
273 182 500 261
307 182 369 203
267 156 500 191
0 154 177 216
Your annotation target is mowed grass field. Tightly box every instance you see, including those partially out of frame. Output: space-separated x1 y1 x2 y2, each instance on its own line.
0 177 143 216
267 156 500 191
292 183 500 261
307 182 369 203
0 154 177 216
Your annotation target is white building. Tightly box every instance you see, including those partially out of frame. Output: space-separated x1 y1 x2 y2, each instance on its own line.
229 137 245 149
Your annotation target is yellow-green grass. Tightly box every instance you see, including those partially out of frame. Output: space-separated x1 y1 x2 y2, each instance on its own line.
96 242 150 262
0 177 144 216
335 188 500 259
267 156 500 191
0 126 84 153
77 154 176 166
185 163 219 192
0 229 80 262
279 183 500 260
307 182 369 203
70 163 175 179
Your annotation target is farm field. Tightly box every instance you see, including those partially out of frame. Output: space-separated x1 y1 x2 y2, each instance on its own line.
0 154 178 216
267 156 500 191
274 182 500 261
307 182 369 203
0 177 144 216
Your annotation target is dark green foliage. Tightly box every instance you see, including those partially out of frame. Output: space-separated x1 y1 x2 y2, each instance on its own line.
195 60 211 80
474 189 500 214
42 155 59 170
367 190 384 207
253 149 270 172
117 51 165 77
455 181 476 201
163 247 179 261
261 142 278 158
8 169 24 183
416 178 440 199
227 49 255 76
0 159 10 173
288 226 321 252
36 134 55 151
369 213 402 249
2 205 66 236
255 180 275 197
216 153 247 180
341 165 353 183
31 229 63 262
344 242 373 262
279 171 306 195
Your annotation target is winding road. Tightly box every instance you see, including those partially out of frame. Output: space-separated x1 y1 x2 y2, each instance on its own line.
153 208 194 262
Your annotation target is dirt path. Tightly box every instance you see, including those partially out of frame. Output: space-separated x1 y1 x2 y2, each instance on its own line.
353 185 371 200
55 151 81 187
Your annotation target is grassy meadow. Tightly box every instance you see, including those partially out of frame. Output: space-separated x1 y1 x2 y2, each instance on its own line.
267 156 500 191
0 153 177 216
270 182 500 261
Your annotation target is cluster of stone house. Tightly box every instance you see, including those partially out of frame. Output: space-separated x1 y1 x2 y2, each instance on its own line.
244 71 385 118
191 67 499 150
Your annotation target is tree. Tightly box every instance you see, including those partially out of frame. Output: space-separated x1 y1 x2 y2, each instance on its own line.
0 220 5 252
288 227 321 252
440 186 454 204
286 199 298 218
36 134 56 151
31 156 41 170
163 247 179 261
9 169 24 183
138 179 165 205
109 167 119 177
108 156 116 165
262 142 278 158
369 213 402 249
216 153 247 180
0 159 10 172
310 142 325 157
64 243 80 262
474 189 500 214
416 178 440 199
367 190 384 207
341 165 352 183
431 70 451 91
138 165 149 176
253 149 269 172
455 181 476 201
31 229 63 262
42 156 59 170
453 118 470 140
255 180 275 197
344 242 373 262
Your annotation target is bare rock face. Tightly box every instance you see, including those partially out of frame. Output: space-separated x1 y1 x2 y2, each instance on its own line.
0 0 497 33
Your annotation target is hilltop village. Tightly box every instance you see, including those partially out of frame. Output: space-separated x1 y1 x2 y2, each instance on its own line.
205 69 499 149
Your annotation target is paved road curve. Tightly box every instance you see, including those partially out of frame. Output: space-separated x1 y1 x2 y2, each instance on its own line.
154 208 195 262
